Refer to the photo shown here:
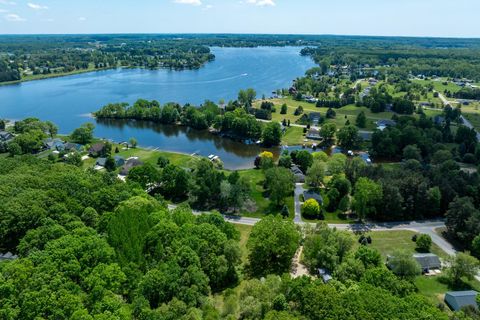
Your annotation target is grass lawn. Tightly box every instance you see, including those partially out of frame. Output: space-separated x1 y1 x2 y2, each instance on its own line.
81 144 197 170
412 79 462 93
357 230 448 261
282 126 306 146
238 168 294 219
415 275 480 306
234 224 253 264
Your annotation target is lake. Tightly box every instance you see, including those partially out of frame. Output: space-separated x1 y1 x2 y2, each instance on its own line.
0 46 314 169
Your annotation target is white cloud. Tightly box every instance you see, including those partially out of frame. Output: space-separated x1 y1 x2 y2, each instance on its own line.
202 4 213 10
78 16 87 21
4 13 25 21
0 0 16 5
174 0 202 6
0 9 8 13
246 0 275 6
27 3 48 10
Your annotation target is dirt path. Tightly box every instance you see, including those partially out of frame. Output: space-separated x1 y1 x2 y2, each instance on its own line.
291 246 310 278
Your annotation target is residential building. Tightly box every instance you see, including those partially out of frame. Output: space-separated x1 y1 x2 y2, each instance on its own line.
445 291 479 311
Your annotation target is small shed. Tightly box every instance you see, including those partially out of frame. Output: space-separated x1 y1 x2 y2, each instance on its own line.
306 128 322 140
291 165 305 183
445 291 478 311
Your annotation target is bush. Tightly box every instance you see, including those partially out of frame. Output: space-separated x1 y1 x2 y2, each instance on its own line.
302 199 321 219
416 234 432 252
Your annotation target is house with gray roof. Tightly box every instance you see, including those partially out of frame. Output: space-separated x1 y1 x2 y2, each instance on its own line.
445 291 478 311
0 131 14 142
304 190 323 204
413 253 442 271
376 119 397 131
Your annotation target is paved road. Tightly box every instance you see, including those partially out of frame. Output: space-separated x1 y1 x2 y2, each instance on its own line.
435 91 480 140
167 204 453 254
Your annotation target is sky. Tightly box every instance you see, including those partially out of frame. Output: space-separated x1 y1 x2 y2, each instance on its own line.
0 0 479 38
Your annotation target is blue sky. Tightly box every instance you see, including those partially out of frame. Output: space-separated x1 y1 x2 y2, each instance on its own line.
0 0 479 37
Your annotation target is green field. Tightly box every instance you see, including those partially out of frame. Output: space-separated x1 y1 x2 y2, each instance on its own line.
359 230 448 260
282 126 306 145
238 168 294 219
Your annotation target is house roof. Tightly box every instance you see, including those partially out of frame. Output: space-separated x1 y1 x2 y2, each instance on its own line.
96 158 107 167
445 291 478 311
304 190 323 204
413 253 441 270
0 131 14 141
89 142 106 153
376 119 397 127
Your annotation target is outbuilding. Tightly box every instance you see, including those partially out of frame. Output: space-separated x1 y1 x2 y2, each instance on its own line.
445 291 478 311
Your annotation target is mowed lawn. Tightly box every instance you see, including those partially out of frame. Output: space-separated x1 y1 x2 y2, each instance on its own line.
238 168 294 219
357 230 448 260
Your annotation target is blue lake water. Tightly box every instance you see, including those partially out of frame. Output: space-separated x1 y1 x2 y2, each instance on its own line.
0 46 314 169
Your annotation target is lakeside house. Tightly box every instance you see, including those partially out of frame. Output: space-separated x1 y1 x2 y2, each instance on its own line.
44 138 65 150
376 119 397 131
306 128 322 140
308 112 322 126
291 165 305 183
358 152 373 165
89 142 106 157
120 157 144 176
445 291 479 311
64 142 83 152
0 131 14 142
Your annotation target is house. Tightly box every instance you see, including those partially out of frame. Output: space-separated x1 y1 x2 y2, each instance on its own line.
308 112 322 126
303 190 323 204
306 128 322 140
64 142 83 152
96 158 107 167
376 119 397 131
291 165 305 183
445 291 479 311
114 156 125 167
0 252 18 261
89 142 106 157
413 253 442 272
317 268 332 283
120 157 144 176
44 138 65 150
358 131 372 141
358 152 372 165
0 131 14 142
433 115 445 125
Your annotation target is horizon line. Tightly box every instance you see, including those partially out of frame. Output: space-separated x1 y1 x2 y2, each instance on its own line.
0 32 479 40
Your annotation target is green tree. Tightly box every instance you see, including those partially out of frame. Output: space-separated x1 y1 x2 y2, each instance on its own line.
403 144 422 161
157 155 170 168
129 137 138 148
70 123 95 144
264 167 294 206
294 150 314 173
238 88 257 106
320 122 337 144
280 104 288 115
416 234 432 252
337 125 359 150
388 250 421 279
355 245 382 269
65 151 82 167
247 215 300 276
355 111 367 128
306 160 325 188
127 163 161 189
262 122 282 147
447 252 480 286
104 156 116 172
302 199 321 219
353 177 383 221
